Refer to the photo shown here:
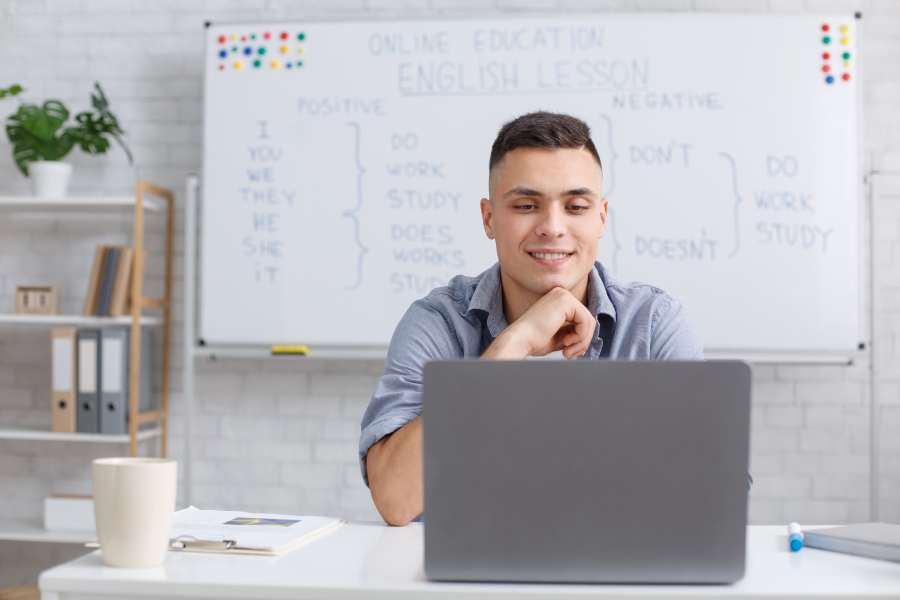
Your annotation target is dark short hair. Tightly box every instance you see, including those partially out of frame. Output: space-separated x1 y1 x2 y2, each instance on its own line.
489 111 602 171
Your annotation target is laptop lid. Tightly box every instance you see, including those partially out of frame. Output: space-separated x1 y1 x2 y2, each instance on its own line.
423 360 751 584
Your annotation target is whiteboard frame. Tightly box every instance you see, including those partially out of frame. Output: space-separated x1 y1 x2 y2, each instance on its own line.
194 13 868 363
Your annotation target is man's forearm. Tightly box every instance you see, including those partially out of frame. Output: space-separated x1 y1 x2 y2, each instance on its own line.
366 416 424 526
367 331 529 526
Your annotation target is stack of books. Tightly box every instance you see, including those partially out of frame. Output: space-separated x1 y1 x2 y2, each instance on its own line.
83 245 134 316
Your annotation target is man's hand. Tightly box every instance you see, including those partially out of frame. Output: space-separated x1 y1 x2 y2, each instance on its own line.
482 287 596 360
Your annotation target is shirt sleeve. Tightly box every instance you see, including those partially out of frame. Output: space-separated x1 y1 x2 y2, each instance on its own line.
358 298 461 486
649 296 704 360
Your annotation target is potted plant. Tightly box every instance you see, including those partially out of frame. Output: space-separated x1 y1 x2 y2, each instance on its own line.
4 82 133 198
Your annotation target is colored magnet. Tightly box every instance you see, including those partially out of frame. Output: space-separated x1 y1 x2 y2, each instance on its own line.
280 31 289 40
840 37 850 45
842 51 851 60
243 46 252 56
218 35 226 44
822 64 830 73
822 36 830 44
234 60 243 70
263 32 271 40
258 46 266 55
825 75 834 84
842 73 851 81
821 23 829 32
279 44 288 54
822 52 830 60
218 49 227 59
271 59 281 69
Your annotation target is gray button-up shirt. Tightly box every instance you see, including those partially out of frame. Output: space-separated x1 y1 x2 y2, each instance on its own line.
359 261 703 484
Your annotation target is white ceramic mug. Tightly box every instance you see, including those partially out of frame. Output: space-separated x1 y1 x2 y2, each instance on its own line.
92 457 177 568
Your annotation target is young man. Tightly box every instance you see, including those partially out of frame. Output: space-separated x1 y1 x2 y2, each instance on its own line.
360 111 703 526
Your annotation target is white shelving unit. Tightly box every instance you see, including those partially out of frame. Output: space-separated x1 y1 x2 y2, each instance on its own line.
0 184 175 545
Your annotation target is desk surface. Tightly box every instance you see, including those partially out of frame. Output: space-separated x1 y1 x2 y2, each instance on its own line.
39 524 900 600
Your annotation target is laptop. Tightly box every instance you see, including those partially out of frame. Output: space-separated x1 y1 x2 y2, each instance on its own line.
423 360 751 584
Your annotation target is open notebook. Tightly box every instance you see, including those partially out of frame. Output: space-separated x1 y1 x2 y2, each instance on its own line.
169 506 344 556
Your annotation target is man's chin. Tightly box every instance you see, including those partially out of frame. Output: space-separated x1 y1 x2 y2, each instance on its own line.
531 276 576 294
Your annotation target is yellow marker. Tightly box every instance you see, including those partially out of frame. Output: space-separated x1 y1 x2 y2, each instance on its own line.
840 36 850 45
298 46 305 54
229 34 236 42
839 24 849 33
279 44 289 54
234 60 243 70
271 59 281 69
271 344 309 355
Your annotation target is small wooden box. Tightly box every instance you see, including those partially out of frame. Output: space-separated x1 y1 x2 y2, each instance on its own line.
15 285 59 315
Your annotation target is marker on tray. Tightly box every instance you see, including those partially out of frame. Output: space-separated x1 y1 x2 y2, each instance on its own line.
271 344 309 356
788 522 804 552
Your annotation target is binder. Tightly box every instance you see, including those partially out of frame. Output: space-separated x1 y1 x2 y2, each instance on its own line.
83 246 106 315
96 246 120 316
76 329 101 433
99 327 128 435
99 327 156 434
50 327 77 433
109 246 133 316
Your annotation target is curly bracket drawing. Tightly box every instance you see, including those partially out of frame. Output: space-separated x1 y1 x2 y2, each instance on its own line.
343 121 369 290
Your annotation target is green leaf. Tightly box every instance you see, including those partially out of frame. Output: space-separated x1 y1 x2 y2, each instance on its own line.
0 84 24 99
68 113 112 154
6 100 74 175
14 101 69 142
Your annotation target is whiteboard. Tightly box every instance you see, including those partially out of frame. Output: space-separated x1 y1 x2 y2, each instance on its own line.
201 14 861 353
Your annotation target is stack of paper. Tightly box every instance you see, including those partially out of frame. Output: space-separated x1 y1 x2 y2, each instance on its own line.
169 507 343 556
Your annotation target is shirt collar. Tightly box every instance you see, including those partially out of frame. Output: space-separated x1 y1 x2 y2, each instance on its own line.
464 262 617 340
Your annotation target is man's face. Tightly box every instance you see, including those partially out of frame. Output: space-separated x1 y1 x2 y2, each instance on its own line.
481 146 608 300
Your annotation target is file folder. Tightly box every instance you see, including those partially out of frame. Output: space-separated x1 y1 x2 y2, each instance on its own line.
99 327 128 435
76 329 101 433
99 328 156 434
50 327 77 433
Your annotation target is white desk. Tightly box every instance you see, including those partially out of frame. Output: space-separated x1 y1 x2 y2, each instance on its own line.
39 524 900 599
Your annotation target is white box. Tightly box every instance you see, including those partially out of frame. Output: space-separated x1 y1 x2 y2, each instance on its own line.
44 494 95 532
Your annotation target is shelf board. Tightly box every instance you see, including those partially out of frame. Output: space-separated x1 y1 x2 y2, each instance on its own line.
0 427 161 443
0 518 93 544
0 314 161 328
0 195 163 212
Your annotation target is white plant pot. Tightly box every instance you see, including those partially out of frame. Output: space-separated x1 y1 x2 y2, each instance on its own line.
30 161 73 198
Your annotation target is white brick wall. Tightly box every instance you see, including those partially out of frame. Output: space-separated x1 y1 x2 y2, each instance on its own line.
0 0 898 587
